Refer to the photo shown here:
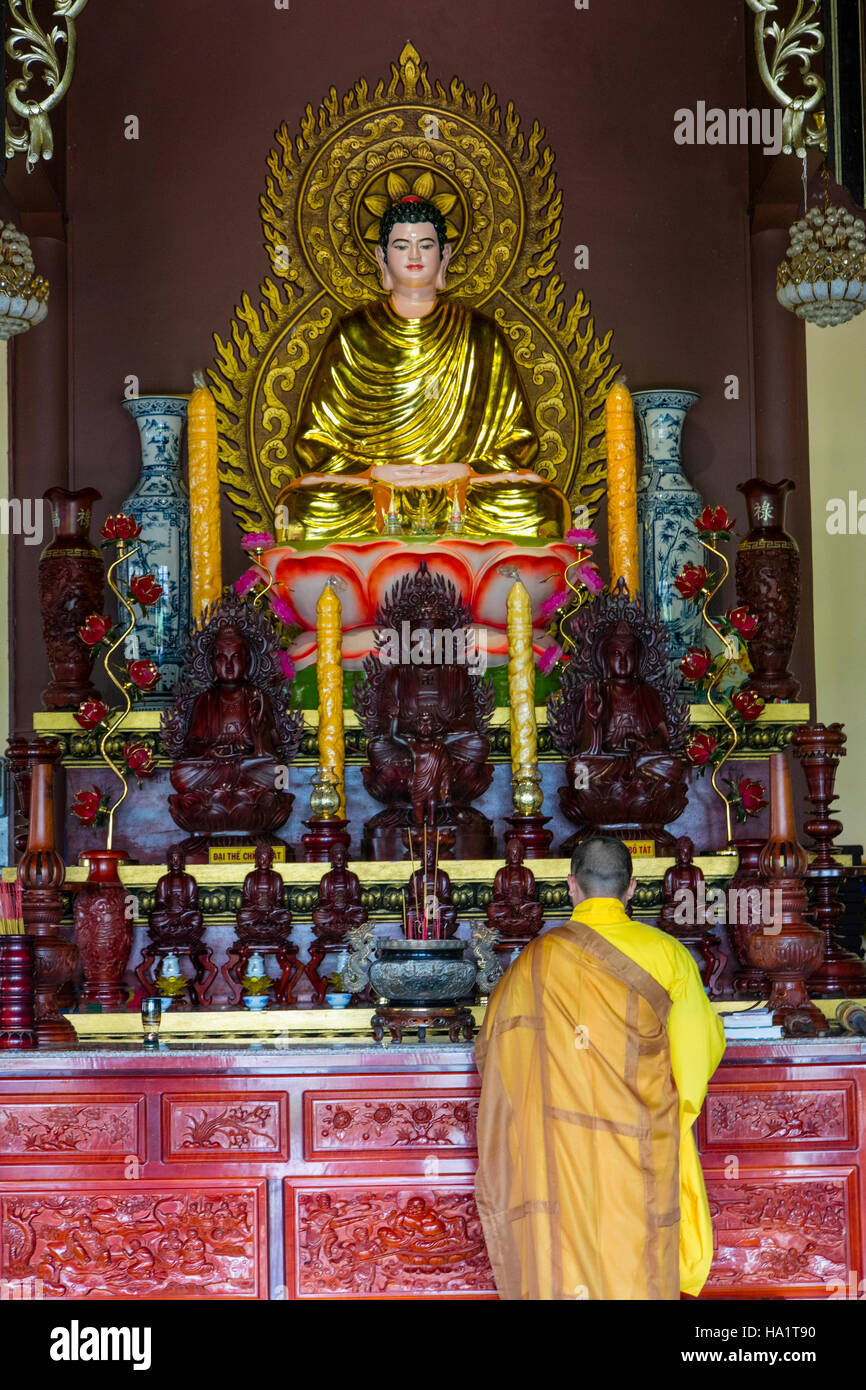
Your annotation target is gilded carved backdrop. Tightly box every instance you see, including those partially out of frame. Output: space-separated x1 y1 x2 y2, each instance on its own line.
210 41 618 536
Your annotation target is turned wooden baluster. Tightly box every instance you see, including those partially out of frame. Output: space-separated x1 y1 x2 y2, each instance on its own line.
744 752 827 1034
791 722 866 995
18 751 78 1047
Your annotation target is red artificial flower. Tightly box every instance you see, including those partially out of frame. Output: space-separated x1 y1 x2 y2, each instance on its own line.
78 613 112 647
101 513 141 541
241 531 275 551
234 567 262 598
127 658 159 691
686 732 717 766
673 563 707 600
540 588 568 621
537 642 562 675
726 606 759 640
565 526 598 548
738 777 767 817
123 741 156 779
73 699 109 730
270 592 300 627
695 505 735 535
731 688 766 723
679 646 713 682
128 573 163 608
574 561 604 595
71 786 108 827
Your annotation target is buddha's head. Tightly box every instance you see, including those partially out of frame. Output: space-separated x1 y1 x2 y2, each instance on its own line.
330 842 348 869
212 625 250 686
505 836 524 866
375 196 451 297
416 709 435 739
167 844 183 873
675 835 694 866
254 843 273 871
600 621 640 681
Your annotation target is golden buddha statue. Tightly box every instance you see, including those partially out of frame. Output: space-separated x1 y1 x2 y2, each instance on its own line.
277 196 571 541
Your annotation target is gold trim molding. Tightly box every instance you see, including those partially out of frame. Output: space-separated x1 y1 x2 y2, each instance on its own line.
746 0 828 156
5 0 89 170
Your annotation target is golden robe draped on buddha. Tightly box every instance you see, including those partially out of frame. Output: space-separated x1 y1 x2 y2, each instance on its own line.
281 298 571 540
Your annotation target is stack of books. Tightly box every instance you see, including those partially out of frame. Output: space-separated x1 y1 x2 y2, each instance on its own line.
721 1008 785 1042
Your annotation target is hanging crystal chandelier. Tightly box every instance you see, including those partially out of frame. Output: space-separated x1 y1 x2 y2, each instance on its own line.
777 184 866 328
0 222 49 339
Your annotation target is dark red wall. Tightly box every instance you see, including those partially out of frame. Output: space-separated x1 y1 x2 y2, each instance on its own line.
9 0 814 724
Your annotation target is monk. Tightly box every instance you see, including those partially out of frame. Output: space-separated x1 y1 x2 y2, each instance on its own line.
475 835 725 1300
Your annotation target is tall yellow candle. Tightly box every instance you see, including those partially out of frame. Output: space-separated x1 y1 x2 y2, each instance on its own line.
189 371 222 619
316 581 345 816
506 579 537 780
605 376 639 597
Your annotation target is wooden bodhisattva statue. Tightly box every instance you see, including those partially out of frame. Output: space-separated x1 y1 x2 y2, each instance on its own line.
222 844 301 1006
136 846 216 1007
162 591 303 857
487 837 544 943
548 580 690 852
355 563 495 860
307 844 368 1002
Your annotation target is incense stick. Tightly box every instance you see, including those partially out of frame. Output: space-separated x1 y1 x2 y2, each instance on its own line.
433 828 440 940
0 880 24 935
408 827 421 931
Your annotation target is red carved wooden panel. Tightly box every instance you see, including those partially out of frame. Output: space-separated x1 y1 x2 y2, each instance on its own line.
0 1181 269 1300
162 1092 288 1162
699 1081 855 1150
704 1169 856 1297
0 1096 145 1163
303 1089 479 1159
285 1179 496 1299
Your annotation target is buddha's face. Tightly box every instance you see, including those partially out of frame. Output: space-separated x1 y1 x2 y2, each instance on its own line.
212 628 249 685
375 221 452 296
602 632 638 680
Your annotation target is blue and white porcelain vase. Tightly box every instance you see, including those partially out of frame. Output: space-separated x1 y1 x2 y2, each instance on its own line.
633 389 705 682
121 395 190 699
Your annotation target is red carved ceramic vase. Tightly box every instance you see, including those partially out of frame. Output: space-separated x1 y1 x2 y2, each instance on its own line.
74 850 132 1009
735 478 800 701
39 486 105 710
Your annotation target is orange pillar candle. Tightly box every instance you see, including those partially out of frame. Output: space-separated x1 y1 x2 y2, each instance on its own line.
316 582 345 817
188 371 222 619
605 376 639 597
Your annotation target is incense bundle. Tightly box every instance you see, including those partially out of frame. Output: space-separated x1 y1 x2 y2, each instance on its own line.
0 879 35 1047
0 880 24 935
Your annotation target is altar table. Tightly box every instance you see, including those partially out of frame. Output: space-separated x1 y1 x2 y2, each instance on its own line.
0 1035 862 1300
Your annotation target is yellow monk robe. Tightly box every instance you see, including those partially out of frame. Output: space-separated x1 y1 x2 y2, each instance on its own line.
475 896 725 1300
281 297 570 540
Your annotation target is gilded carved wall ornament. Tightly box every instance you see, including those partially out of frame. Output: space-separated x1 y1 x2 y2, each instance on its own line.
5 0 90 171
746 0 828 156
210 41 618 535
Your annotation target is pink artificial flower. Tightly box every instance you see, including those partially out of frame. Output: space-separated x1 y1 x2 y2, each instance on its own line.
241 532 276 551
539 588 568 621
277 651 296 681
537 642 562 675
565 527 598 548
234 567 262 597
271 592 300 626
574 561 604 595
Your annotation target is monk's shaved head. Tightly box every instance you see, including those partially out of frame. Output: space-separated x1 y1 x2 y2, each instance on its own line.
570 837 633 900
